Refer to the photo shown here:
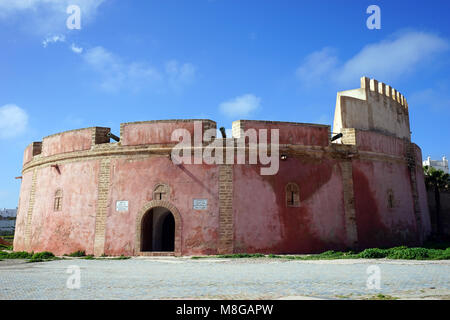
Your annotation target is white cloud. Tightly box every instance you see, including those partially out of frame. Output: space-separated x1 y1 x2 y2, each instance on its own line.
296 47 338 86
42 34 65 47
0 104 29 139
71 43 83 54
165 60 196 91
0 0 105 17
82 46 195 93
0 0 106 35
219 94 261 117
296 31 449 87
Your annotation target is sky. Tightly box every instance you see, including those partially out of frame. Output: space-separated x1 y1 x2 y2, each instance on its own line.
1 0 450 208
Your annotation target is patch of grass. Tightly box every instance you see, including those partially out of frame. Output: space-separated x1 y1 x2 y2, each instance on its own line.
0 244 13 250
109 255 130 260
60 253 131 260
216 253 266 259
357 248 389 259
355 246 450 260
31 251 55 260
0 251 33 259
335 293 353 299
369 294 399 300
0 250 58 263
189 244 450 261
66 250 86 257
28 252 58 263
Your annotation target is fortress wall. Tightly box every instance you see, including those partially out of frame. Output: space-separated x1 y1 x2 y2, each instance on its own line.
334 77 410 140
40 127 111 157
23 145 33 166
233 156 348 254
12 170 34 251
104 156 220 256
352 159 418 248
42 128 93 157
413 144 432 236
120 120 217 146
232 120 330 146
28 160 100 255
14 75 431 256
23 142 42 165
352 130 407 157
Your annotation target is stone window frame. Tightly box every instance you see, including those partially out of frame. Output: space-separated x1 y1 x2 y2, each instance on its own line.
387 189 395 209
54 189 63 211
286 182 300 207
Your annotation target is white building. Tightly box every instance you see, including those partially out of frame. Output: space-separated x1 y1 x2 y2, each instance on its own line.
423 156 449 174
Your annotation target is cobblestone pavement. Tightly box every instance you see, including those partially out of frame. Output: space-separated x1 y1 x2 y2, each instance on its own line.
0 257 449 300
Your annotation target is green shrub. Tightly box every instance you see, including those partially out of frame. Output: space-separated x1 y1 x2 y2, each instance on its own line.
357 248 388 259
31 251 55 260
189 245 450 261
109 255 131 260
0 251 33 259
68 250 86 257
217 253 265 258
387 247 428 260
317 250 352 259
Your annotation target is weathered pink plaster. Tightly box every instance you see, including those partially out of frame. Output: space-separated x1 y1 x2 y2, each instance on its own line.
42 129 92 157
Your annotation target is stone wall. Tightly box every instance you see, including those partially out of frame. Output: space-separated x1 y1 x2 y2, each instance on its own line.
333 77 411 140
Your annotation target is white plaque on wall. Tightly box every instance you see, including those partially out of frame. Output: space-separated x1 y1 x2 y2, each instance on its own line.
193 199 208 210
116 201 129 212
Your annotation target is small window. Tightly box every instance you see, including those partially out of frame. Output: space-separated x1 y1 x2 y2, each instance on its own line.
153 184 170 201
286 183 300 207
54 189 63 211
387 189 395 209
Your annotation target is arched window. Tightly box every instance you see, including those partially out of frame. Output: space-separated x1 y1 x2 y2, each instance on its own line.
54 189 63 211
153 184 170 201
387 189 395 209
286 183 300 207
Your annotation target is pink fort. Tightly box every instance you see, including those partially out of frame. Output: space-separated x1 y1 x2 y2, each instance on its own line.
14 77 431 256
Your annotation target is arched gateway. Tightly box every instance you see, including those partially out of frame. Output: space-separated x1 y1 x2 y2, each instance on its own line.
135 200 182 256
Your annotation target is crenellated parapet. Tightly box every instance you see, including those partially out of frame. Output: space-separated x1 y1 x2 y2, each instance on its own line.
360 77 409 110
333 76 411 141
